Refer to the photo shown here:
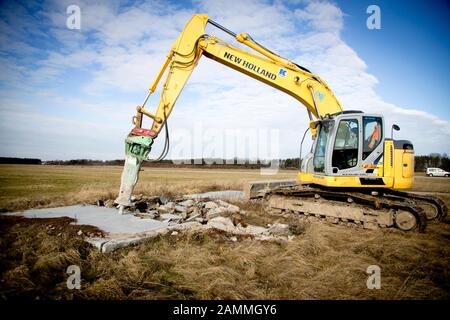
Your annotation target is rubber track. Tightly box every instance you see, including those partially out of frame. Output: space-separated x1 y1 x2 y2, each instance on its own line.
265 186 428 232
383 189 447 221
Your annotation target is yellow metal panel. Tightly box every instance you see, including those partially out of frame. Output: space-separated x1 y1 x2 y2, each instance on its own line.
201 39 342 119
298 172 394 188
393 149 414 189
150 14 209 134
298 172 313 184
402 151 414 178
383 140 394 178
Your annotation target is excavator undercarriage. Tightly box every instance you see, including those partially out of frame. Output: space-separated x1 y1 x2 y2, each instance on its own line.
252 184 447 232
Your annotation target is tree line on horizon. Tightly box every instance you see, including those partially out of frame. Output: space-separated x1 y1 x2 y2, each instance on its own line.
1 154 450 172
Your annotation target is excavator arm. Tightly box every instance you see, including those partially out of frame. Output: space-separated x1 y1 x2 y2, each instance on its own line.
115 14 343 209
139 14 342 135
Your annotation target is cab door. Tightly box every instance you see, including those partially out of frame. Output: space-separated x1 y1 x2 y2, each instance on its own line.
360 116 384 176
330 117 360 174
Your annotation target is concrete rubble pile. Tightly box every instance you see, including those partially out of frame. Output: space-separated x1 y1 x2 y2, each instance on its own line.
104 195 241 223
90 194 296 253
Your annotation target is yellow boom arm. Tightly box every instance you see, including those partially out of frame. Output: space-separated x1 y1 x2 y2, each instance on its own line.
115 14 343 208
135 14 342 136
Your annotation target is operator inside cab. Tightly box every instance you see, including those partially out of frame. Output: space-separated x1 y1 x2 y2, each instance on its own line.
364 119 382 155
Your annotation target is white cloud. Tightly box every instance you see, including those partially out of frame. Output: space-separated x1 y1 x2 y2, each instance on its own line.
295 1 344 33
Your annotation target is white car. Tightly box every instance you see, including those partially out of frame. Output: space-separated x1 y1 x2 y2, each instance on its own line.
426 168 450 177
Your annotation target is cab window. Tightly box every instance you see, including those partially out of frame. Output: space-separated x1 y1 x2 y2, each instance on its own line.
363 117 383 159
332 119 359 170
313 122 333 173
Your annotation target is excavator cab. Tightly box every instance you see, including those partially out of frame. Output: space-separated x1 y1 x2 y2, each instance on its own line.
299 111 414 189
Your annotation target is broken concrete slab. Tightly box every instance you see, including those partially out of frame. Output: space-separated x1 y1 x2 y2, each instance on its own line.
159 202 175 211
160 213 182 223
187 190 245 200
244 225 267 235
204 201 218 209
186 213 201 222
206 217 237 233
89 221 204 253
8 205 169 234
108 193 243 224
87 236 144 253
204 218 295 242
178 199 195 207
244 180 297 199
7 193 295 253
266 223 290 236
174 205 187 213
225 204 240 213
205 207 227 220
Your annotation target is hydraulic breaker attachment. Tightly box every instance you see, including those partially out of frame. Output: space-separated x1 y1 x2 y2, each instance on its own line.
114 128 155 212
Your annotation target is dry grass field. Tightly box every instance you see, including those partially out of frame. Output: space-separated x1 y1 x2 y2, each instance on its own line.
0 165 294 211
0 164 449 300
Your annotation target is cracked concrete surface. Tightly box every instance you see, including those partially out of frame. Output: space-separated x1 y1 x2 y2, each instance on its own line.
8 191 295 253
8 205 169 233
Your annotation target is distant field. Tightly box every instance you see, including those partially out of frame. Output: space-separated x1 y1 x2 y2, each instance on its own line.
1 164 450 211
0 165 296 211
413 175 450 193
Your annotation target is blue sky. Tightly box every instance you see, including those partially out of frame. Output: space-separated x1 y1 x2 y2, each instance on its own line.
0 0 449 160
336 0 450 120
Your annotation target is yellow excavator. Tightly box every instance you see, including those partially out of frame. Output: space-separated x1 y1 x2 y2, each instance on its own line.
114 14 446 232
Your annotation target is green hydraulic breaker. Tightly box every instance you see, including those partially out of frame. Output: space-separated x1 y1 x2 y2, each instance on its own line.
114 128 154 211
